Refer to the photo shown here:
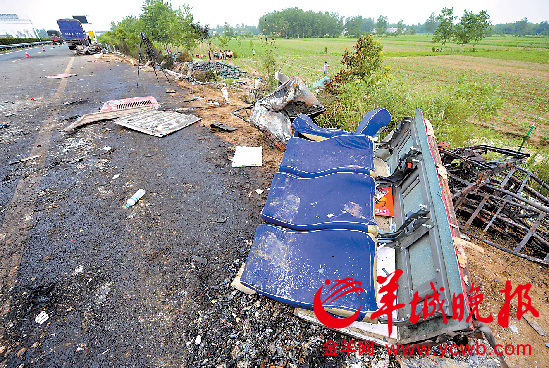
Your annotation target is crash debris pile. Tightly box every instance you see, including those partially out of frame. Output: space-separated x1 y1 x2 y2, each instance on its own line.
231 107 502 357
440 145 549 265
184 61 246 79
233 73 325 149
64 96 200 137
74 43 103 55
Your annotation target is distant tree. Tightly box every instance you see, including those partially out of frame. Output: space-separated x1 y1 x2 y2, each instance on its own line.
191 23 209 40
424 12 439 33
433 7 456 51
536 21 549 35
345 16 364 37
361 18 376 34
515 17 529 36
457 10 490 50
409 25 417 35
259 8 343 38
396 20 404 35
376 15 388 35
223 22 235 39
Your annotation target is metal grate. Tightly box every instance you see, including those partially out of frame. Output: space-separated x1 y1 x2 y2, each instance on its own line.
100 96 160 112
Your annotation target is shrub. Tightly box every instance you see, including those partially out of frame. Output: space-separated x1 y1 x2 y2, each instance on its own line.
176 50 193 62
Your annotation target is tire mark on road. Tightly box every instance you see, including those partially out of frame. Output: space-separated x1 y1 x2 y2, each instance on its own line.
0 57 75 316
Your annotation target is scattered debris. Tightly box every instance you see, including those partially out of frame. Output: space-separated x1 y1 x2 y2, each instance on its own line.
100 96 160 112
255 189 264 195
9 154 41 165
0 122 9 129
184 60 245 79
441 145 549 265
72 265 84 275
63 106 155 132
234 109 500 354
46 73 77 79
35 311 49 325
126 189 145 207
192 255 207 265
524 314 546 336
246 73 324 147
75 44 102 55
231 146 262 167
63 98 88 105
221 87 229 102
113 109 200 137
95 282 113 305
210 122 237 132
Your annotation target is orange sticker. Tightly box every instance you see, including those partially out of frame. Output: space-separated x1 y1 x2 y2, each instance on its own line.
375 187 394 217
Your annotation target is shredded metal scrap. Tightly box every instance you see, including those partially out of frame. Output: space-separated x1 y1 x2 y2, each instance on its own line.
441 145 549 264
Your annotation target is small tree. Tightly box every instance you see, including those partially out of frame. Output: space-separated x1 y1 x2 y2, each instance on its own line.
468 11 490 50
376 15 388 36
454 10 491 51
325 34 388 93
396 20 404 35
433 7 456 51
424 12 439 33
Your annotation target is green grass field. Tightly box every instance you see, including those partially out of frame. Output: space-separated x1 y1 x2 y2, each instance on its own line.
194 34 549 179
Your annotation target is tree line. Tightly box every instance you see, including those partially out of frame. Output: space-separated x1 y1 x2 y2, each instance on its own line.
260 8 344 38
257 7 548 38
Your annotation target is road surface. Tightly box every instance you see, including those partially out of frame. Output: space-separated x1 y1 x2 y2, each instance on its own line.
0 46 352 367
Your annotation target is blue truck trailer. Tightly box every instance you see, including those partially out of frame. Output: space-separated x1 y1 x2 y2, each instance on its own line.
56 19 89 50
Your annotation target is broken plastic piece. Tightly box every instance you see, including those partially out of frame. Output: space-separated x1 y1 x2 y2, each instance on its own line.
35 311 49 324
46 73 76 79
210 122 237 132
126 189 145 207
354 108 392 136
232 146 262 167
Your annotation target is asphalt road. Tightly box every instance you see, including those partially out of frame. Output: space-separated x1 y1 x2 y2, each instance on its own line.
0 46 363 367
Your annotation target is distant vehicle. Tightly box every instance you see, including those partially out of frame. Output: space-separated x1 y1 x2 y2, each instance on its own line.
47 30 63 45
56 19 89 50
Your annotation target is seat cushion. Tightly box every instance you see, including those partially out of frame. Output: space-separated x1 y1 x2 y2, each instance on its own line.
280 134 374 177
262 172 375 232
241 224 378 316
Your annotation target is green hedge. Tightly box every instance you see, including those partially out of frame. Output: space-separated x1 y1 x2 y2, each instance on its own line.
0 38 44 45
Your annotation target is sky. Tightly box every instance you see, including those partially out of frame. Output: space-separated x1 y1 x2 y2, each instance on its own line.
1 0 547 32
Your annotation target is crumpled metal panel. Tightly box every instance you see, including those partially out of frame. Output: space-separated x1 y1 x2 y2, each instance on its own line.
113 109 200 137
249 75 325 145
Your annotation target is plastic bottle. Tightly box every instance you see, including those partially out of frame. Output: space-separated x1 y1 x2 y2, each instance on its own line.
126 189 145 207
